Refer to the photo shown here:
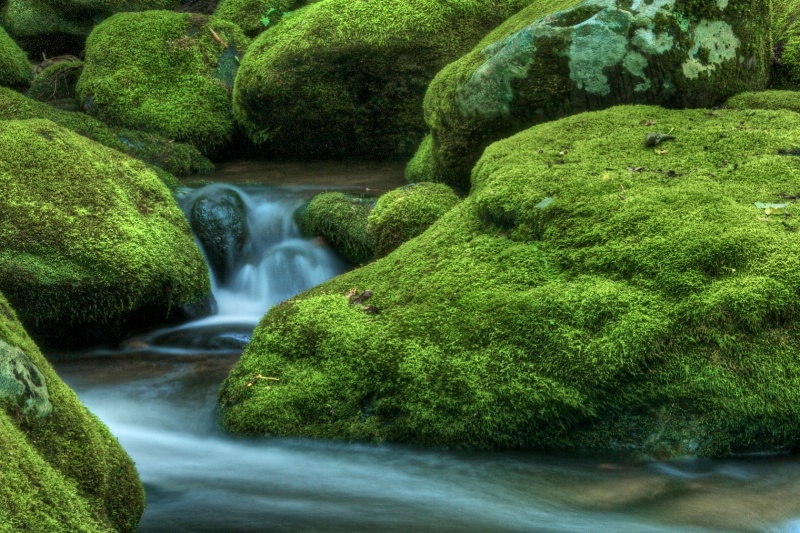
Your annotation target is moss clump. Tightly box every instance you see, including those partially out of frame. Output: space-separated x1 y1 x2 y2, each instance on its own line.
418 0 771 190
221 105 800 457
0 87 212 177
214 0 307 37
0 291 144 531
233 0 546 159
297 192 376 265
404 134 435 183
77 11 250 154
368 182 460 258
0 26 31 89
0 119 211 345
28 60 83 102
725 89 800 114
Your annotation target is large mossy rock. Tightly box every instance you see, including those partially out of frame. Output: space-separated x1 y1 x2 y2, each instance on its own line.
771 0 800 88
0 26 31 89
0 292 144 532
0 119 211 346
221 105 800 457
0 87 212 178
232 0 575 159
414 0 772 190
77 11 249 154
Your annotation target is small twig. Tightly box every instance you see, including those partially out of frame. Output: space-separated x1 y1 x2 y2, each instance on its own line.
207 25 228 48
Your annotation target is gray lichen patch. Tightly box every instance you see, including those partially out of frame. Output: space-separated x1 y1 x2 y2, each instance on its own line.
569 9 632 96
0 339 52 417
682 20 740 79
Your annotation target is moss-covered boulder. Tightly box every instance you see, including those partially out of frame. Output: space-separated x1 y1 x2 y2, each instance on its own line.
297 192 376 265
0 119 211 346
0 292 144 531
214 0 307 37
0 87 212 177
772 0 800 88
416 0 771 190
221 104 800 457
367 183 460 258
77 11 249 154
232 0 576 159
0 26 31 89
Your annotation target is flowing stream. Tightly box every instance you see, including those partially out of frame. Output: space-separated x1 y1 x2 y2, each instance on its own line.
49 164 800 532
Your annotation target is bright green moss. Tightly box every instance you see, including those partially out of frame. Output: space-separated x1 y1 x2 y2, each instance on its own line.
0 292 144 531
297 192 376 265
418 0 771 190
233 0 539 159
214 0 307 37
28 60 83 102
0 26 31 89
404 134 435 183
367 182 460 258
0 87 212 177
725 89 800 113
77 11 250 154
221 105 800 457
0 119 211 345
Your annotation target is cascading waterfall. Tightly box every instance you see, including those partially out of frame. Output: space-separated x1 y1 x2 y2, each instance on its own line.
180 183 348 322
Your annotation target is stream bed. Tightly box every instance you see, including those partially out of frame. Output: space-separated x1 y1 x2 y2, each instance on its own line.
46 162 800 532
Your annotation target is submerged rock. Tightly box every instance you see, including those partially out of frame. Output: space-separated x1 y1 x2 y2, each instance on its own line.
232 0 556 158
77 11 250 154
221 105 800 458
413 0 771 190
188 186 250 283
0 291 145 531
0 119 211 346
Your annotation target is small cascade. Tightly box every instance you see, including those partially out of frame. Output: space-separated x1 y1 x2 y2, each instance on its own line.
130 183 348 351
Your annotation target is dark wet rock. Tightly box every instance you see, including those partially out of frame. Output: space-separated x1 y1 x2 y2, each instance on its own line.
189 187 250 283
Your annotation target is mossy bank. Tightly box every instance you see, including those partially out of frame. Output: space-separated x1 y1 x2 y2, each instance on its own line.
0 291 144 532
0 119 211 346
221 104 800 458
0 25 31 90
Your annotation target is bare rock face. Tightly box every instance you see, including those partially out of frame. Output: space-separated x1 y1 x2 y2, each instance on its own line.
415 0 771 190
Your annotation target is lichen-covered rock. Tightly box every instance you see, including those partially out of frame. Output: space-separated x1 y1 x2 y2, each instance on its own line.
0 119 211 346
367 183 460 258
187 185 250 283
0 292 144 531
214 0 307 37
233 0 569 159
220 105 800 458
0 25 31 89
0 339 51 417
297 192 376 265
0 87 212 177
77 11 250 154
417 0 771 190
